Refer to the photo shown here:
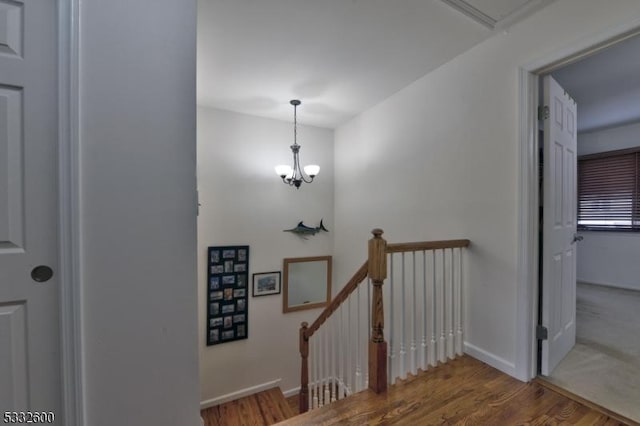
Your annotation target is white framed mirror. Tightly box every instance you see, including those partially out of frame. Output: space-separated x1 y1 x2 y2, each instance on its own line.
282 256 332 313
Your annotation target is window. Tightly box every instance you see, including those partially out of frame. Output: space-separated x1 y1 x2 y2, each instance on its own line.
578 148 640 231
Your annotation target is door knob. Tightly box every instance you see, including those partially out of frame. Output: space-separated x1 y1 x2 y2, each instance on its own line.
31 265 54 283
572 234 584 244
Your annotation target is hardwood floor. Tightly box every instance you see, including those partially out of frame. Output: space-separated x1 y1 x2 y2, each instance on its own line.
201 387 294 426
277 355 638 425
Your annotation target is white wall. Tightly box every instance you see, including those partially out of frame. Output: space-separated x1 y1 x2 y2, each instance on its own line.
577 121 640 290
197 107 334 403
80 1 200 425
333 0 640 378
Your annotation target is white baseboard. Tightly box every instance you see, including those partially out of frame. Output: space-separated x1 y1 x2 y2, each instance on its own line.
200 379 281 409
282 386 300 398
577 279 640 292
464 342 518 379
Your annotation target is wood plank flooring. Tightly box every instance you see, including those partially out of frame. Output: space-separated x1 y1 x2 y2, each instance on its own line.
277 355 638 425
201 387 295 426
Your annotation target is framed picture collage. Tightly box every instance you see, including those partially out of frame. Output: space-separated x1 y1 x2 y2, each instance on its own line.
206 245 249 346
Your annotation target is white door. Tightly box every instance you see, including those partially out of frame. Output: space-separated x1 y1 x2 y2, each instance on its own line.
540 75 578 375
0 0 61 418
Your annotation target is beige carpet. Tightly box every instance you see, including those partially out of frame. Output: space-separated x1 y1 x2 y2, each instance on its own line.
543 282 640 422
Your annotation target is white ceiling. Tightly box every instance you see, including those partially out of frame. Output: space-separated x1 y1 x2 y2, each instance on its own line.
552 34 640 133
197 0 553 128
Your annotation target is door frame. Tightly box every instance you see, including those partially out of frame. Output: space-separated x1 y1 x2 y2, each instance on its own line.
58 0 83 424
516 21 640 381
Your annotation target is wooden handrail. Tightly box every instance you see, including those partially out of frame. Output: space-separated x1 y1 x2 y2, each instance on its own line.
386 239 470 253
305 261 369 339
299 229 472 412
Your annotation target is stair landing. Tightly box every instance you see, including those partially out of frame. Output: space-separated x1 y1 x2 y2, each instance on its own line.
276 355 635 425
201 387 294 426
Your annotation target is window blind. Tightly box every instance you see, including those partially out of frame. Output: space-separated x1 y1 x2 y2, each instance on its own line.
578 149 640 231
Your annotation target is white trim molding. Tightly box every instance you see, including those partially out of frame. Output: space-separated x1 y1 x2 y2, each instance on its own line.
463 342 516 378
200 379 282 410
58 0 83 425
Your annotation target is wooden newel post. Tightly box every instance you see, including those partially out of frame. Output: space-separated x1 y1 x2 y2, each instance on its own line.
299 322 310 413
368 228 388 393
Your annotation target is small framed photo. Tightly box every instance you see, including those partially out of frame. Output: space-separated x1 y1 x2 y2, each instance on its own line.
234 263 246 272
222 330 234 340
210 251 220 264
221 304 235 314
210 302 220 315
209 276 220 290
222 249 236 259
233 314 245 323
223 316 233 328
237 299 246 311
211 265 224 274
222 275 235 285
210 291 223 301
252 271 281 297
233 288 245 298
209 329 219 342
224 260 234 273
237 325 246 337
238 249 247 262
223 288 233 300
210 317 222 328
237 274 246 288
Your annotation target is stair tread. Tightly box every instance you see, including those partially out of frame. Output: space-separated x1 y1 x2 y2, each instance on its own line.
201 387 295 426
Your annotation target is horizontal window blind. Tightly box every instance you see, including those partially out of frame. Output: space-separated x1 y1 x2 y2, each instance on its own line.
578 150 639 231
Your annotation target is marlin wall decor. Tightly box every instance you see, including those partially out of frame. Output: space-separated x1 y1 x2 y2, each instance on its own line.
283 220 329 239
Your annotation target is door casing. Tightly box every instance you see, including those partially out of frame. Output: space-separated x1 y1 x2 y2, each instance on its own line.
516 25 640 381
57 0 83 425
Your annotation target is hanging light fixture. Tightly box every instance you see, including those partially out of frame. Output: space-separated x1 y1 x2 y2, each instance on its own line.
275 100 320 189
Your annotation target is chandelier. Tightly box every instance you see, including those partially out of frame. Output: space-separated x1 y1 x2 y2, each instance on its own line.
275 100 320 189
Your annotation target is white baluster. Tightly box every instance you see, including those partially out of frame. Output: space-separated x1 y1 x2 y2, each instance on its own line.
430 250 437 367
336 303 344 399
388 254 395 384
411 251 417 376
313 334 318 409
456 247 464 356
355 284 362 392
365 278 371 389
448 248 455 359
324 322 330 405
309 336 312 410
439 249 446 363
347 295 352 395
421 250 428 371
399 253 407 380
330 315 336 402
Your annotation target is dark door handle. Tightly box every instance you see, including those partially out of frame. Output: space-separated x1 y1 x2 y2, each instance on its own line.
31 265 54 283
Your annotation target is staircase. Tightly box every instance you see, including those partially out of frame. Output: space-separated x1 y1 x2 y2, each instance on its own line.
200 387 295 426
297 229 471 413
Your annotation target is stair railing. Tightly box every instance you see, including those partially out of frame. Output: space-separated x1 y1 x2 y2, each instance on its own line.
298 229 470 413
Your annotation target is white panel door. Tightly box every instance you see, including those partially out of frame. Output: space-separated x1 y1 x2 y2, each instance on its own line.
541 75 577 376
0 0 61 418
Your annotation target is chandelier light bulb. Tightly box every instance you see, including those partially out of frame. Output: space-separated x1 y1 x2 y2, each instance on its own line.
275 165 292 178
303 165 320 177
